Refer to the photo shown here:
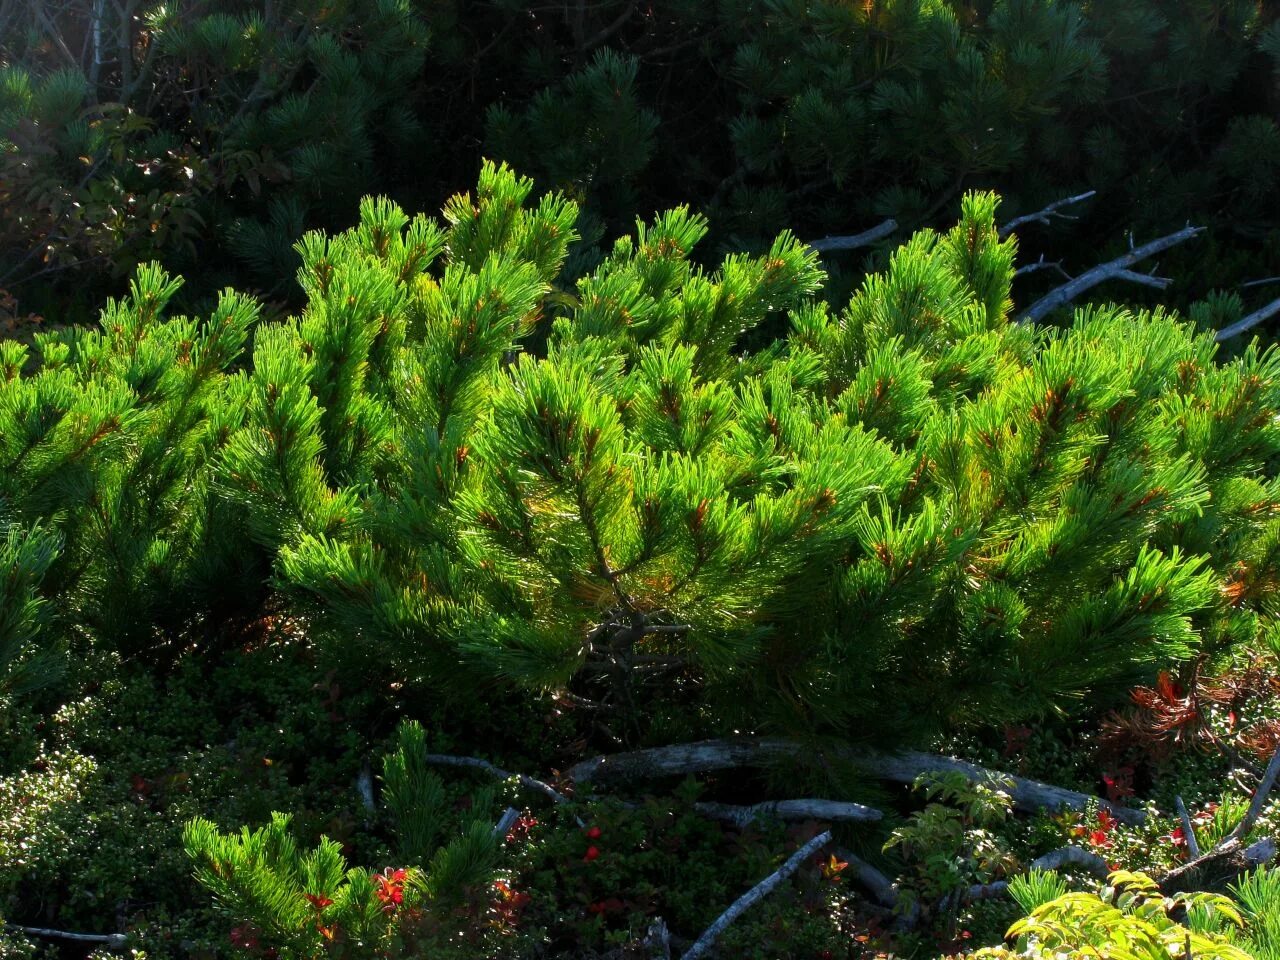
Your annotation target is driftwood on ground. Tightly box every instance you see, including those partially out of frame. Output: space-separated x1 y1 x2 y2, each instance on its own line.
423 753 570 805
680 830 833 960
1158 747 1280 893
568 738 1147 824
4 925 127 951
965 845 1111 902
693 797 883 827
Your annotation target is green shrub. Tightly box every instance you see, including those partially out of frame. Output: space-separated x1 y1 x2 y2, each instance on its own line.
6 164 1280 749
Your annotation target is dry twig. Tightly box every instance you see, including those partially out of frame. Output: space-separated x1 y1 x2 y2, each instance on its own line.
1020 225 1203 323
999 190 1097 238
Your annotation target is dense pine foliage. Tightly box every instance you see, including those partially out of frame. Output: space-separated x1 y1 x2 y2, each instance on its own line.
3 1 1280 328
6 5 1280 960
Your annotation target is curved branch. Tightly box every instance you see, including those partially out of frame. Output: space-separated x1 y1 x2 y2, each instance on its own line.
965 845 1111 902
809 219 897 254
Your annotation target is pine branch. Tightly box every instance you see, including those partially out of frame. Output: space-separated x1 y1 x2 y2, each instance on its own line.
998 190 1097 238
809 219 897 254
1019 225 1204 324
1214 296 1280 342
680 830 832 960
568 738 1147 823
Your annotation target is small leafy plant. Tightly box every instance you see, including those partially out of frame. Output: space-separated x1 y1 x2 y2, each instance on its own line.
974 870 1251 960
885 772 1018 930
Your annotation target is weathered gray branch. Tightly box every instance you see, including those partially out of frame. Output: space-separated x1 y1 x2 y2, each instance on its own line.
4 925 127 951
1020 225 1204 323
965 845 1111 902
568 738 1146 824
694 797 883 828
809 219 897 254
1014 255 1072 280
999 191 1097 238
641 917 672 959
1228 746 1280 844
1159 836 1277 894
492 806 520 840
423 753 569 805
1176 796 1201 859
356 763 375 817
681 830 832 960
1214 297 1280 342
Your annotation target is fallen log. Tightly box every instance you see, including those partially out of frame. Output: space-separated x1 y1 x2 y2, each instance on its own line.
694 798 883 828
4 925 127 951
568 738 1147 824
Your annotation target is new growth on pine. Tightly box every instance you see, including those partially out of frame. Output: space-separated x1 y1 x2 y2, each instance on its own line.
5 162 1280 752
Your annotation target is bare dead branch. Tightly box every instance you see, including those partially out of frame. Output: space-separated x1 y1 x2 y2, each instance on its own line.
681 830 832 960
1214 297 1280 342
423 753 570 805
999 191 1097 238
1241 277 1280 290
641 917 672 959
1229 746 1280 844
492 806 520 840
1159 836 1277 894
4 925 127 951
809 219 897 254
1176 796 1201 859
1014 256 1072 280
694 798 883 828
567 738 1147 824
356 763 375 817
1020 225 1204 324
582 0 636 49
1111 268 1173 290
